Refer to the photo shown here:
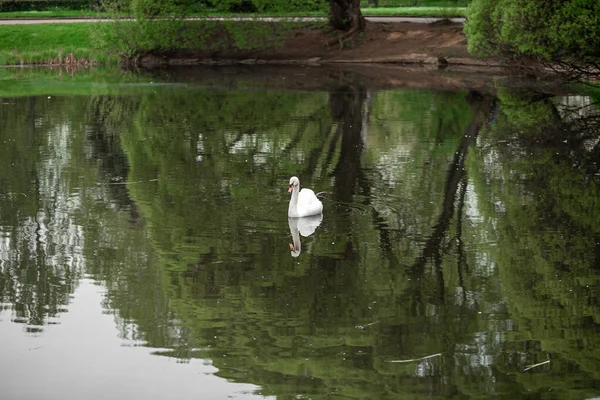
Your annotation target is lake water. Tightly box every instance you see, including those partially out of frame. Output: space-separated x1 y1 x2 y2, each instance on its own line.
1 66 599 400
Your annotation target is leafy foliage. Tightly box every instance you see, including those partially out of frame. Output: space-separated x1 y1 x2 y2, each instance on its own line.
93 0 323 55
0 0 92 11
465 0 600 64
208 0 328 12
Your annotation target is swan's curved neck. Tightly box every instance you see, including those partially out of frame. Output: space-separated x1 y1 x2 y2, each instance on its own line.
288 186 299 216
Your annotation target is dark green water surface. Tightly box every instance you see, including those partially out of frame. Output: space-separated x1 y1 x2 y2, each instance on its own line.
1 67 599 400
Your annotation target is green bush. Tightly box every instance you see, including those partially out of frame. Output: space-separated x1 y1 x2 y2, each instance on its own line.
0 0 92 11
94 0 322 55
129 0 194 16
465 0 600 64
208 0 327 13
254 0 327 12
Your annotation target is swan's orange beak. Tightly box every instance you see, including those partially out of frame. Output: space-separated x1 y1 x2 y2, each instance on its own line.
289 243 295 251
288 184 293 193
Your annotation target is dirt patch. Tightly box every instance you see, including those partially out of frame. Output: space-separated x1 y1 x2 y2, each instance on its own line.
131 21 501 69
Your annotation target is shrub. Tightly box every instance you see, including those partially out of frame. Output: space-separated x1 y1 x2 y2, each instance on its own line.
465 0 600 64
0 0 91 11
210 0 328 13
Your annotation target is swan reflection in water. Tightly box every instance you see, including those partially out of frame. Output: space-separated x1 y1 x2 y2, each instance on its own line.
288 214 323 257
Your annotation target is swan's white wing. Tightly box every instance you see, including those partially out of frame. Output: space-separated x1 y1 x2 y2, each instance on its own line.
297 188 323 217
298 188 317 202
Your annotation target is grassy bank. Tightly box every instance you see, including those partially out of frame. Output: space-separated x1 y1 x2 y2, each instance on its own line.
0 7 466 66
0 6 466 19
0 22 118 65
0 19 319 65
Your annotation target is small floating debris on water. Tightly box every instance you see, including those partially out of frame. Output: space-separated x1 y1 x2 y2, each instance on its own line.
523 360 550 372
387 352 442 363
107 179 159 185
355 321 379 329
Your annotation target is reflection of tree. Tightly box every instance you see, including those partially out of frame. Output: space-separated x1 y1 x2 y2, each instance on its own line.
86 96 138 212
329 84 367 202
411 92 495 279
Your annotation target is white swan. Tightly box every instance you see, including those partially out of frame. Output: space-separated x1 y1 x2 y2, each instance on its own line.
288 214 323 257
287 176 324 218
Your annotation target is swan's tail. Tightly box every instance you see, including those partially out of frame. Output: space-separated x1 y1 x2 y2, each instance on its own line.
316 192 326 200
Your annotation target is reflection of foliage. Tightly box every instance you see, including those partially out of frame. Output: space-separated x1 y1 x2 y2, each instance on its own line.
364 90 474 252
0 67 159 97
470 87 600 397
0 97 89 328
4 72 600 399
119 86 332 267
94 84 518 399
494 87 559 132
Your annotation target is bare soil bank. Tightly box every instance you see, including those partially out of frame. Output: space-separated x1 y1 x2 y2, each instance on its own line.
128 21 502 70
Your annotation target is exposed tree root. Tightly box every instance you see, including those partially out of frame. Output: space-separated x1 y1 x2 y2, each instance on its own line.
326 24 361 50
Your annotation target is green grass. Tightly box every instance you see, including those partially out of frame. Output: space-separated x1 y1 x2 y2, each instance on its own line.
0 22 93 49
0 22 117 65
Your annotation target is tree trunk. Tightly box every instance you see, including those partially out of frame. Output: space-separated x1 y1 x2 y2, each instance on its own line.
329 0 366 32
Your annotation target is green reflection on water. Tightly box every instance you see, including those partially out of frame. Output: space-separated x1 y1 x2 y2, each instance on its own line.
0 70 599 399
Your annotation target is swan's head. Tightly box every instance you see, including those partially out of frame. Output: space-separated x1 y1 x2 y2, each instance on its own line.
288 176 299 193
